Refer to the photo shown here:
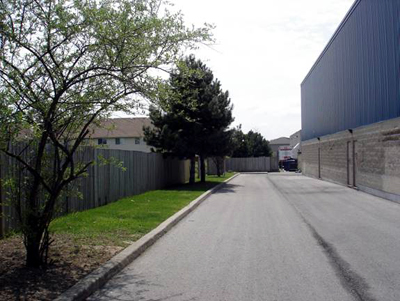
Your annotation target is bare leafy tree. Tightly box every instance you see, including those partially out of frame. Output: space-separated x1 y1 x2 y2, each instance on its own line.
0 0 212 267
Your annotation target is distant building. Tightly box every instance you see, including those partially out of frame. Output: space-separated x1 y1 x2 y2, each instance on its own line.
289 130 301 159
269 137 290 158
301 0 400 202
87 118 153 153
278 145 292 162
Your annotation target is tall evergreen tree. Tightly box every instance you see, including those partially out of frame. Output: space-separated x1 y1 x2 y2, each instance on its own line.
144 55 234 182
207 129 234 176
231 125 250 157
246 130 272 157
231 126 271 157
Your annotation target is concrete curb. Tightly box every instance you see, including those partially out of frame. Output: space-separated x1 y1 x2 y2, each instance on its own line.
54 173 240 301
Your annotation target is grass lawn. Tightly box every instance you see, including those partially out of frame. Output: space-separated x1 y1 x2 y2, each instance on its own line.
50 172 236 247
0 172 235 301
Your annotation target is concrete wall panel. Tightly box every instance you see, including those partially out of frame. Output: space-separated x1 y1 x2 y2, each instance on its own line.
301 117 400 202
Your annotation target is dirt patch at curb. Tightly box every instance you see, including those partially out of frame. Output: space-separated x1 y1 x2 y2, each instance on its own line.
0 235 123 300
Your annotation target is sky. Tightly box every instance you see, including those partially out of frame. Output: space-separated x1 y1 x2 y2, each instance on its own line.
166 0 355 140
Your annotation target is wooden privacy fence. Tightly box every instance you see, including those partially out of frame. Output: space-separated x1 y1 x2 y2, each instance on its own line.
207 157 226 175
226 156 279 172
0 148 190 237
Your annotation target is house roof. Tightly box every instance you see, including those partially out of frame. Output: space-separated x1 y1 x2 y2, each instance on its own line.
269 137 290 145
88 118 152 139
289 130 301 140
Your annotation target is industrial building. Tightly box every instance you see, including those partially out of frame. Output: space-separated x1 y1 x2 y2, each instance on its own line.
300 0 400 202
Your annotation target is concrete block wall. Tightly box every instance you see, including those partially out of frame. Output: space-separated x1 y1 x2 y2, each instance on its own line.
300 141 319 178
301 117 400 202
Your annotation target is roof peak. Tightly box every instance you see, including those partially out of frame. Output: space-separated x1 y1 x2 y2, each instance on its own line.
89 117 152 139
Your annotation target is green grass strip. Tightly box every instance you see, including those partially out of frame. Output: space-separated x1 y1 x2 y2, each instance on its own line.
50 173 235 247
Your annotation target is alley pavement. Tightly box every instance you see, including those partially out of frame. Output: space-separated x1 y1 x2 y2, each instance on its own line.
89 173 400 301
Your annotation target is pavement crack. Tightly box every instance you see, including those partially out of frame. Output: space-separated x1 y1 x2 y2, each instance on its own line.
266 176 378 301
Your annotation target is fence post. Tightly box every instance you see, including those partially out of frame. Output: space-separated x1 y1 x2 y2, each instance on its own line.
93 148 98 208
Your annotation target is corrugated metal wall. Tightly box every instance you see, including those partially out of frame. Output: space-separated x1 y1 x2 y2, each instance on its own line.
301 0 400 141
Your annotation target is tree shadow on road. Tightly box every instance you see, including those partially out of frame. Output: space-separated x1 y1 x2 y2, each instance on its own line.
167 182 242 194
167 181 220 192
88 272 197 301
213 183 242 194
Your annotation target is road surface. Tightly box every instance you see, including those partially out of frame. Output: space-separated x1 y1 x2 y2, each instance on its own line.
89 173 400 301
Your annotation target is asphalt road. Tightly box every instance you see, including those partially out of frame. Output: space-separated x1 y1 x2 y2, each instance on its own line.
89 173 400 301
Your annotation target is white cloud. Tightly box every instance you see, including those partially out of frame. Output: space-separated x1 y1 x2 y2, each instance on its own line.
171 0 355 140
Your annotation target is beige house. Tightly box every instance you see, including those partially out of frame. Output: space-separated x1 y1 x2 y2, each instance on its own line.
269 137 290 157
87 118 153 152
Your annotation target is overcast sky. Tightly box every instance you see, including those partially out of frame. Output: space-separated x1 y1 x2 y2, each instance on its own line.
168 0 355 140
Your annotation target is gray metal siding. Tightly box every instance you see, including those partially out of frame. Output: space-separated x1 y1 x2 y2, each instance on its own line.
301 0 400 141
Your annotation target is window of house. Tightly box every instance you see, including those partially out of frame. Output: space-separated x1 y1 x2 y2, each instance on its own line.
135 138 140 145
98 138 107 145
115 138 121 145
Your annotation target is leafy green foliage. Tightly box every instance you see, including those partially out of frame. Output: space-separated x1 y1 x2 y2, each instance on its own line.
231 125 271 157
0 0 212 267
144 55 234 182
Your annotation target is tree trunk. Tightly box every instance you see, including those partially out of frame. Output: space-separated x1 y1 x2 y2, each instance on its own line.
24 210 54 268
25 234 42 267
24 187 57 268
216 157 221 177
24 178 45 268
200 155 206 183
189 156 196 184
24 219 45 268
